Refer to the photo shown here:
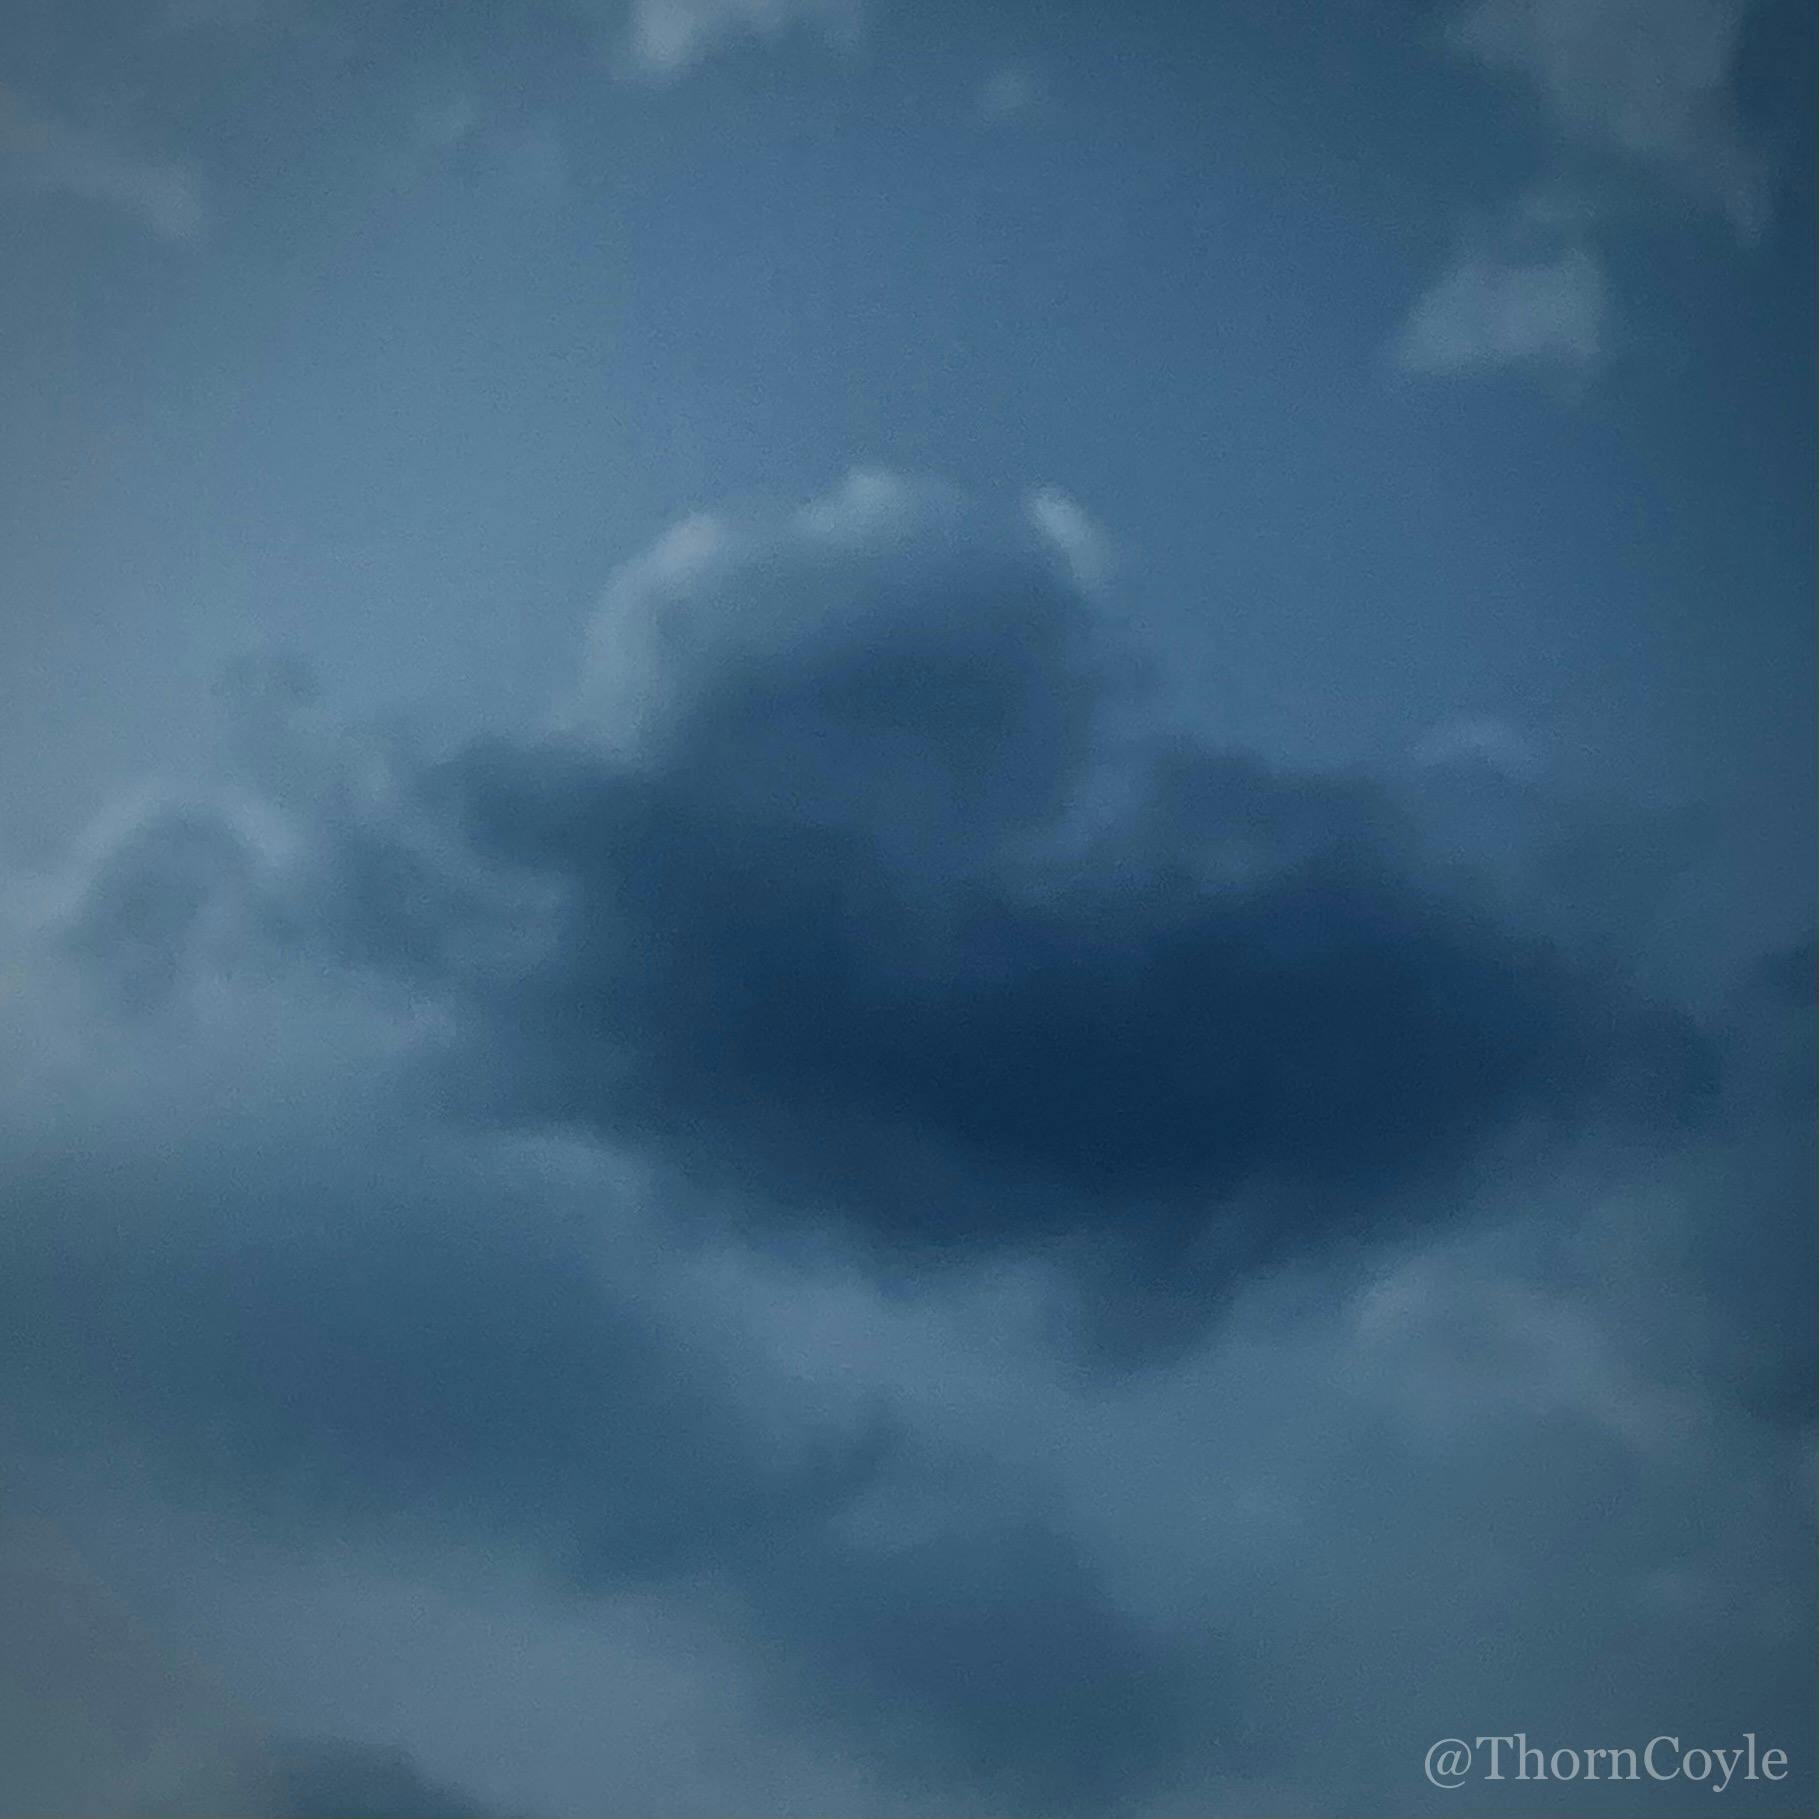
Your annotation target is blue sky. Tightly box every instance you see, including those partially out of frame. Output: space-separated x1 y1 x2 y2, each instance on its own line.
0 3 1813 1815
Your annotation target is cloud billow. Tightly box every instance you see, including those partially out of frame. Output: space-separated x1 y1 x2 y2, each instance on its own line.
401 478 1715 1288
39 475 1719 1319
2 472 1795 1816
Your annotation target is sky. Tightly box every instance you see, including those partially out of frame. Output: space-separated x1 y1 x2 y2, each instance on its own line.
0 2 1813 1815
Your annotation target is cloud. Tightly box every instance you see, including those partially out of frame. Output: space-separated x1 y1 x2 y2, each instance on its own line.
4 472 1806 1815
1449 0 1768 235
403 477 1712 1319
1025 486 1113 596
975 65 1048 123
1 734 1198 1807
34 477 1714 1357
383 85 567 200
0 86 207 242
740 1509 1198 1815
0 1502 256 1818
1413 713 1544 777
2 1073 885 1590
1395 232 1609 378
0 1502 491 1819
1401 0 1773 384
621 0 862 79
0 1110 1193 1809
251 1737 495 1817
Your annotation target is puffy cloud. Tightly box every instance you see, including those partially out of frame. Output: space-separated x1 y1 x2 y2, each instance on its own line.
0 1006 889 1587
1395 236 1609 378
3 473 1805 1815
1402 1 1775 385
40 476 1718 1316
1 641 1202 1808
2 1019 1192 1811
412 478 1712 1320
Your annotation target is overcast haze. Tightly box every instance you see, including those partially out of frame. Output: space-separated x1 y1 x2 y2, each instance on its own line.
1 2 1814 1815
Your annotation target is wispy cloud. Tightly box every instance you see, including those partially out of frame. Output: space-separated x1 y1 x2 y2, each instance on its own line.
622 0 862 79
975 64 1048 123
1449 0 1767 236
1397 0 1769 386
0 87 206 242
378 81 567 200
1396 225 1609 379
1025 486 1113 595
155 0 294 31
1413 713 1544 778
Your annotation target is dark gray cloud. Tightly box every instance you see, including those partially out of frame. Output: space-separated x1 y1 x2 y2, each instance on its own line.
5 775 1202 1813
391 485 1718 1316
4 474 1805 1817
5 1129 881 1585
441 737 1711 1244
2 1090 1196 1813
737 1512 1205 1816
1 0 1811 1796
53 482 1718 1309
41 479 1722 1331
